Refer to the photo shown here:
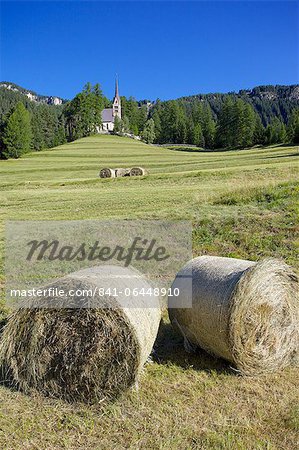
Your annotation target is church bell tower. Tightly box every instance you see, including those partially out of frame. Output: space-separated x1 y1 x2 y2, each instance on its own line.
112 76 121 119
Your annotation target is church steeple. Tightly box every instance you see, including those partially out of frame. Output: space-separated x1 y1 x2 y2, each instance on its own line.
115 76 119 98
113 75 121 119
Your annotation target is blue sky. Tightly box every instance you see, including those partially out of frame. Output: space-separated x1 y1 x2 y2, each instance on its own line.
0 1 298 100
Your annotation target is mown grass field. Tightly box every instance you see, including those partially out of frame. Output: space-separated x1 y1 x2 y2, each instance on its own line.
0 135 298 449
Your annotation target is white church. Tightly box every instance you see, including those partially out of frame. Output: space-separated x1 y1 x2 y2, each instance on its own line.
101 78 121 132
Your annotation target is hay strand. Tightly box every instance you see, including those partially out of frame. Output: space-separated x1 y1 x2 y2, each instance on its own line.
0 266 161 402
169 256 299 375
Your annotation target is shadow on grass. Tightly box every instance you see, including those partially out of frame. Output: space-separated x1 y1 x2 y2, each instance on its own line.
265 152 299 159
153 319 233 375
168 143 298 154
167 147 206 153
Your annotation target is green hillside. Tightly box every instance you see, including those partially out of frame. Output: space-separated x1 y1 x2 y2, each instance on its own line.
0 134 298 217
0 135 298 449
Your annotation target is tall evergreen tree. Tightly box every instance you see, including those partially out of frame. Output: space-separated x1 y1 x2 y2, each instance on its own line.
287 109 299 144
38 105 59 148
186 119 195 145
122 115 130 133
122 97 140 134
141 118 155 144
93 83 104 129
2 102 32 158
159 101 181 143
193 123 204 147
191 103 204 126
53 119 67 146
137 105 148 133
253 114 265 145
202 103 216 149
241 103 256 147
176 108 188 144
151 108 162 142
113 116 123 134
64 83 104 140
31 109 45 151
265 117 286 145
215 97 235 148
216 98 256 149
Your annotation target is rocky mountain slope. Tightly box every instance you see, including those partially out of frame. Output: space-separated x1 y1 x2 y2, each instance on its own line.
0 81 65 105
179 84 299 125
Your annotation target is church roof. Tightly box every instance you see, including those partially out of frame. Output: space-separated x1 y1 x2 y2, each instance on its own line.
101 108 114 123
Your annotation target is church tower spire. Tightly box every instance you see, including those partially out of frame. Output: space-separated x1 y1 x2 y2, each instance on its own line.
115 76 119 98
113 75 121 119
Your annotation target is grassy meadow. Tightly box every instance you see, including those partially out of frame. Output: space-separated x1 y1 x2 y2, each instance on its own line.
0 135 298 449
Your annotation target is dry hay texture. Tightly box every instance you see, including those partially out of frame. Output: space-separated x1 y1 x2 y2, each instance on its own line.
130 167 147 177
169 256 299 375
0 266 161 403
99 167 116 178
115 167 131 177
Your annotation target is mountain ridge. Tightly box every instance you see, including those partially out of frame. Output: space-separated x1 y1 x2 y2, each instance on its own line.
1 81 299 126
178 84 299 125
0 81 65 105
2 80 299 105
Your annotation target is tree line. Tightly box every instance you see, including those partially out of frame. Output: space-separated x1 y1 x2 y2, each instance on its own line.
146 97 299 148
0 83 299 159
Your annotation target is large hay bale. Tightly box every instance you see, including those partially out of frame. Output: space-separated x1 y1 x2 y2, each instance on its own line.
115 167 131 177
0 266 161 402
130 167 147 177
99 167 116 178
169 256 299 375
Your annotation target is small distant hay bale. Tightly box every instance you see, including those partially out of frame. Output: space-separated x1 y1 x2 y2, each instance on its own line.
99 168 116 178
130 167 147 177
0 266 161 403
115 168 131 177
169 256 299 375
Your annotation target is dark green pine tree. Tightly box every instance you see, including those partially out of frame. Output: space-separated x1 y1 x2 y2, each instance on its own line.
53 118 67 146
159 101 180 143
31 109 45 151
141 118 156 144
216 98 256 149
241 102 256 147
176 108 188 144
38 104 59 148
287 109 299 144
186 119 195 145
2 102 32 158
151 108 162 142
122 115 130 133
193 123 204 147
137 105 148 133
122 97 140 134
81 83 94 135
64 83 104 140
253 114 266 145
93 83 104 130
215 97 235 148
202 103 216 149
113 115 123 134
233 99 246 148
265 117 286 145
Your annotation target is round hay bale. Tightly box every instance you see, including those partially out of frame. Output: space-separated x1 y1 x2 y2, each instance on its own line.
115 168 131 177
168 256 299 375
99 168 116 178
0 266 161 402
130 167 147 177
